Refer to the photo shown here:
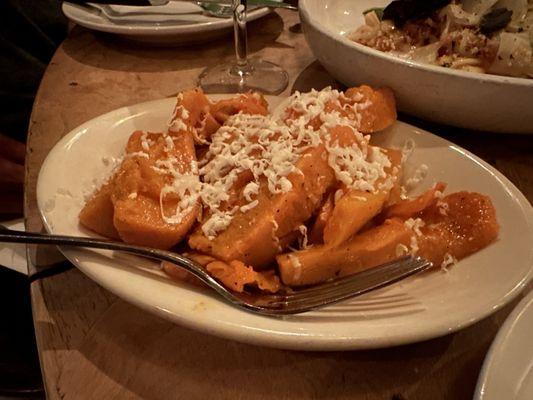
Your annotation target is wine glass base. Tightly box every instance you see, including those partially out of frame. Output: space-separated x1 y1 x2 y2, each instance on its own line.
198 59 289 95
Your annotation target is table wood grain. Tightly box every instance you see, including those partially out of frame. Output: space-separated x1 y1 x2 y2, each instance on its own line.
25 10 532 400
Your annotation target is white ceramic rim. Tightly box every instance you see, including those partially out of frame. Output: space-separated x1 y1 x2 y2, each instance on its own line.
299 0 533 88
35 96 533 351
474 290 533 399
62 2 272 36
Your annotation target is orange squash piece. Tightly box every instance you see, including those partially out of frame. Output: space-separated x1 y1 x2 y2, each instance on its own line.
344 85 397 133
170 88 221 144
382 182 447 220
278 218 412 286
111 130 199 249
206 260 281 293
308 191 335 245
210 92 268 124
277 191 498 286
323 148 402 246
189 143 337 268
416 191 499 265
281 85 396 134
79 178 120 239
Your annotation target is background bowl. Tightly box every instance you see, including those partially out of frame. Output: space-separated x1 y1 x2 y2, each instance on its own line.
299 0 533 134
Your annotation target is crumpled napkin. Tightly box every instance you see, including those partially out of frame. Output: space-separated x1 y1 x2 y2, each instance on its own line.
0 219 27 275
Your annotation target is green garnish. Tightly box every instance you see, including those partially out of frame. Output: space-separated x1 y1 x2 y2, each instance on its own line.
480 8 513 35
382 0 451 27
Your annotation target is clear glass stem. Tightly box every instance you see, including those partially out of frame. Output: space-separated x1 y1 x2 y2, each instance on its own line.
198 0 288 95
233 0 248 71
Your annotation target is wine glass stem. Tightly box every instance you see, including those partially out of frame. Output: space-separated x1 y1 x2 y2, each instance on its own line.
233 0 248 70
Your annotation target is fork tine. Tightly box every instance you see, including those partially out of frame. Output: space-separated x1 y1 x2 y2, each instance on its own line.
249 257 432 314
280 258 430 309
282 259 431 313
258 256 421 304
271 255 417 301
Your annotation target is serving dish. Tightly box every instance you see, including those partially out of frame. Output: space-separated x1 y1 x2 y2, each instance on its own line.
475 290 533 400
299 0 533 133
62 1 273 44
36 94 533 350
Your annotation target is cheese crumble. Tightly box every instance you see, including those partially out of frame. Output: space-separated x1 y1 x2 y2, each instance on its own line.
441 253 458 271
153 88 395 240
405 217 425 255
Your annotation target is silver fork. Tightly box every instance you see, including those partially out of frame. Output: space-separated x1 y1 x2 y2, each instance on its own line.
0 228 432 315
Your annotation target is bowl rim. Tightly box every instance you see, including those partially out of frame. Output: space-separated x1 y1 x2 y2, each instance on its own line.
299 0 533 88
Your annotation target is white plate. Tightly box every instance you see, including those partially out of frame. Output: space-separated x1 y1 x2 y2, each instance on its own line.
299 0 533 133
36 95 533 351
475 290 533 400
62 2 273 44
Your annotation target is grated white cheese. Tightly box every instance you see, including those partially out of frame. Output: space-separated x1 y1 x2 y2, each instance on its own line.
399 185 408 200
288 254 302 281
101 155 121 167
409 235 419 255
240 199 259 213
128 192 138 200
405 164 428 190
441 253 458 271
272 222 282 252
156 158 202 225
125 151 149 159
401 138 415 163
167 94 190 133
405 218 426 255
297 224 309 249
140 132 154 152
243 181 259 202
164 135 175 152
57 188 73 197
155 87 396 240
200 210 234 238
404 218 425 236
396 243 409 257
437 200 449 216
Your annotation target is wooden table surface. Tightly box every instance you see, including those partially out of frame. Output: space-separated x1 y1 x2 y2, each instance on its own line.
25 10 533 400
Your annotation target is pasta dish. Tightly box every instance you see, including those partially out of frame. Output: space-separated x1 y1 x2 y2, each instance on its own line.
79 86 499 293
349 0 533 78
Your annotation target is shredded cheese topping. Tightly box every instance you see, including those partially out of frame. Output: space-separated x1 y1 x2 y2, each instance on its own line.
405 217 425 255
149 88 395 241
396 243 410 257
441 253 458 271
405 164 428 189
297 225 309 249
405 218 425 236
288 254 302 281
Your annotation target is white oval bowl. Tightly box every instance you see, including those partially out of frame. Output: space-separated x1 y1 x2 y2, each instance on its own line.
299 0 533 134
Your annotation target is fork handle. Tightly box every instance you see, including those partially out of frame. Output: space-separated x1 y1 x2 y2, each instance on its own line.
0 227 220 289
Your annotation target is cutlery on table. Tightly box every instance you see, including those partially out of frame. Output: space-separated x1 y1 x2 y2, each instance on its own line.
65 0 297 16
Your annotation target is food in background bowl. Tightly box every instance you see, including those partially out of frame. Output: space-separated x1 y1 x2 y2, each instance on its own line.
349 0 533 78
79 87 499 294
298 0 533 133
